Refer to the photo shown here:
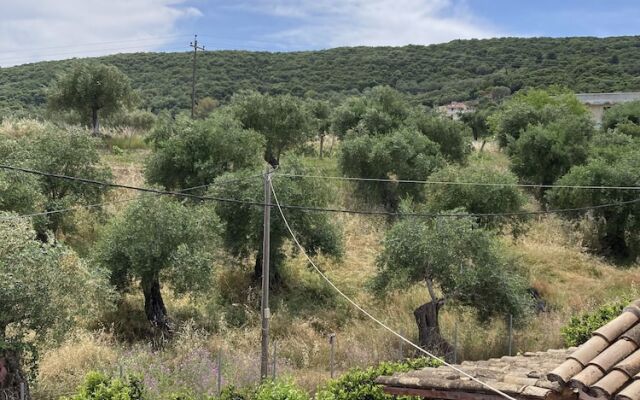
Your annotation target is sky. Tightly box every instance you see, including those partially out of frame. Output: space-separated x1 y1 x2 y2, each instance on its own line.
1 0 640 67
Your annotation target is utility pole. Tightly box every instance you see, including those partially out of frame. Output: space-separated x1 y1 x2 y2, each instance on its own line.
260 167 272 380
189 34 205 118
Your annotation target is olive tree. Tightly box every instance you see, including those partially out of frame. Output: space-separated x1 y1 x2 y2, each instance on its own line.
0 216 114 398
210 158 343 283
509 115 593 200
230 91 311 166
145 112 265 191
547 150 640 260
307 99 332 158
602 100 640 132
47 62 135 134
409 112 472 163
425 161 526 231
339 128 444 210
372 214 531 357
94 195 221 335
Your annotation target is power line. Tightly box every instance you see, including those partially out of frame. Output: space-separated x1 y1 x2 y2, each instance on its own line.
274 173 640 191
268 179 518 400
1 164 638 219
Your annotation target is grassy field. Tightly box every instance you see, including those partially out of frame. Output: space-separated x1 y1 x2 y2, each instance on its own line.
22 130 640 399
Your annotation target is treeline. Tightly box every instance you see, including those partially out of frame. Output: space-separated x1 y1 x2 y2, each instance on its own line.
3 36 640 114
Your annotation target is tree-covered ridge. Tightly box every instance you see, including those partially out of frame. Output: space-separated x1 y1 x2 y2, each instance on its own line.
2 36 640 114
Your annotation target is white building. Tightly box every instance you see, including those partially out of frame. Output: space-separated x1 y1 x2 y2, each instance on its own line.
576 92 640 126
437 101 473 120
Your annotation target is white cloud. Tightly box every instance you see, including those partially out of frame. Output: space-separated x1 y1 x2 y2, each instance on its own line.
0 0 201 66
240 0 500 49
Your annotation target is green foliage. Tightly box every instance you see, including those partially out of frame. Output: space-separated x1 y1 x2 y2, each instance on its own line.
425 160 526 230
331 86 410 137
194 97 219 120
602 100 640 132
509 114 593 192
210 157 342 282
106 109 157 131
62 371 145 400
0 123 111 236
145 112 264 191
230 91 311 165
547 150 640 259
5 37 640 115
315 358 438 400
339 128 444 210
409 113 472 163
460 109 491 141
561 299 629 347
489 88 588 147
47 62 135 132
0 216 114 346
254 379 309 400
93 196 220 325
373 214 531 322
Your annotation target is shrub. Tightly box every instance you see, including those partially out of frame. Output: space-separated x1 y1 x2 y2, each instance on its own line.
62 371 146 400
561 299 629 347
254 379 309 400
315 358 439 400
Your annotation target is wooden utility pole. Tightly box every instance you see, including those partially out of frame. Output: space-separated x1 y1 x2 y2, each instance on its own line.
189 34 205 118
260 168 272 380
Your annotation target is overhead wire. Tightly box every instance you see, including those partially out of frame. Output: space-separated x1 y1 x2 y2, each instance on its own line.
1 164 639 219
273 173 640 191
267 175 518 400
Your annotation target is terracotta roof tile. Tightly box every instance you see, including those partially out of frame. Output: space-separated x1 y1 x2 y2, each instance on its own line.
378 299 640 400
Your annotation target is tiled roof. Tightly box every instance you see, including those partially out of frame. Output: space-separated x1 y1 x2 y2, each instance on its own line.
548 300 640 400
376 349 575 400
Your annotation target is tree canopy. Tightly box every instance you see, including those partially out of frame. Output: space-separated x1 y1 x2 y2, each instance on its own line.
94 195 221 334
47 62 135 134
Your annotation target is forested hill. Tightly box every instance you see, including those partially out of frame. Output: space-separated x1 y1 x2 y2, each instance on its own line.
2 35 640 114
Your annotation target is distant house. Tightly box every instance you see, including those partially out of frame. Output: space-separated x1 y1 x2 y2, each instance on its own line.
576 92 640 127
376 298 640 400
437 102 474 120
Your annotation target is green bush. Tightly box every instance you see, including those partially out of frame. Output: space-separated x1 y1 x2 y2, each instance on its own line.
315 358 439 400
63 371 146 400
561 299 629 347
254 380 309 400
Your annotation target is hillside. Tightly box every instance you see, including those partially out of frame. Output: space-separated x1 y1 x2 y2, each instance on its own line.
2 36 640 114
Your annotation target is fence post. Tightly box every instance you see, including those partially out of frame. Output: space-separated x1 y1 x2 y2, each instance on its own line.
453 322 458 364
19 382 25 400
272 342 277 380
329 333 336 379
217 351 223 396
399 330 404 360
508 314 513 356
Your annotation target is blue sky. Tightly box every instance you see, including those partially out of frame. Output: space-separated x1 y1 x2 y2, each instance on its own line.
2 0 640 66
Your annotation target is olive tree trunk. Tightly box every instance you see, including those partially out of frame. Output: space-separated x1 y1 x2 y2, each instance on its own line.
413 279 453 360
0 349 30 400
91 108 100 136
142 276 172 337
319 132 325 158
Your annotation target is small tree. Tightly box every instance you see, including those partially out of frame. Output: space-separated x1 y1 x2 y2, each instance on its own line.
509 115 593 200
425 160 526 231
339 128 444 210
602 100 640 132
145 112 265 191
94 196 220 335
488 88 588 148
230 91 311 166
0 216 114 398
372 214 531 357
210 158 343 283
409 112 472 163
547 151 640 260
47 62 135 134
307 99 332 158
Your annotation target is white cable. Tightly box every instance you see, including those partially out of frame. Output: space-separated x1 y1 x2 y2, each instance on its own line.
268 178 518 400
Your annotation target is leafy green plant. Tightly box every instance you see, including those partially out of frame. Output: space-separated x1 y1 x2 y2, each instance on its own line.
62 371 145 400
561 299 629 347
315 358 439 400
254 379 309 400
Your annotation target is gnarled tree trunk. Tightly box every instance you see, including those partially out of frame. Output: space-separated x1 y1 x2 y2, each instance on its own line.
413 279 453 361
91 108 100 136
0 350 30 400
142 275 172 338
